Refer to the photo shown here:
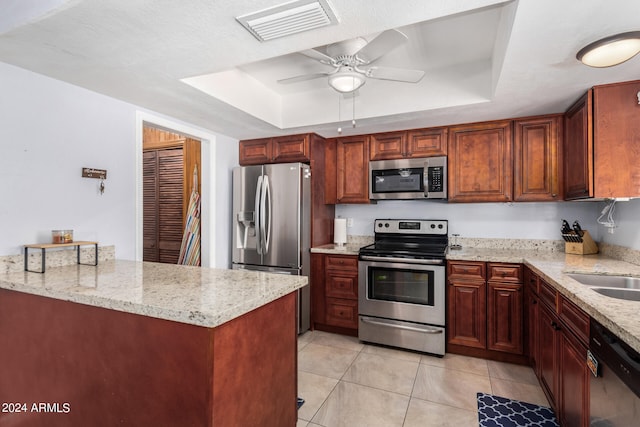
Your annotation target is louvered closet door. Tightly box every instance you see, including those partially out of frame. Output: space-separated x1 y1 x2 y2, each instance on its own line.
143 148 184 264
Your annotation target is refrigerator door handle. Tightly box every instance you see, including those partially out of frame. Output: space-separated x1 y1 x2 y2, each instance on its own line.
262 175 271 254
254 175 263 255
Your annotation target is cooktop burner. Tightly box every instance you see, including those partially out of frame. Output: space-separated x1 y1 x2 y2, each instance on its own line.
359 219 449 260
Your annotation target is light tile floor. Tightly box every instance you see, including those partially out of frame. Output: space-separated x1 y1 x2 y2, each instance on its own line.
297 330 549 427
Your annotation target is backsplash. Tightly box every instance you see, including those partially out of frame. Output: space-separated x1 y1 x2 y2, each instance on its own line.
0 245 115 274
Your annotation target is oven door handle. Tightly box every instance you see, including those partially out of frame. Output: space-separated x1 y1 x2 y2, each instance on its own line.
360 317 443 334
359 255 444 265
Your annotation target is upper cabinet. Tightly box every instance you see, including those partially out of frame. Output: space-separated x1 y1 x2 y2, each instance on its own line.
336 135 370 204
513 115 563 201
369 128 447 160
239 134 311 165
448 120 513 203
564 80 640 200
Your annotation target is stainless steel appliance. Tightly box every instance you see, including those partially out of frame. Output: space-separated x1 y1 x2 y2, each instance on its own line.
369 156 447 200
589 319 640 426
232 162 311 333
358 219 448 355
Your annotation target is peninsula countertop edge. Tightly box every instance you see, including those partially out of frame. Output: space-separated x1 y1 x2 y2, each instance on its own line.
0 259 308 328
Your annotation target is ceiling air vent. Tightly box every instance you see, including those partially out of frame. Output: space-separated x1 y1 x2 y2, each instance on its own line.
236 0 339 42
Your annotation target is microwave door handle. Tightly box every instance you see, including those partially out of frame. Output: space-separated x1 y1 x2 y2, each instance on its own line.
423 159 429 197
254 175 263 255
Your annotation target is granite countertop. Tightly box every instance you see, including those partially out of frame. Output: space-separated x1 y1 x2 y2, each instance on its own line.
448 247 640 353
310 243 362 256
0 260 307 328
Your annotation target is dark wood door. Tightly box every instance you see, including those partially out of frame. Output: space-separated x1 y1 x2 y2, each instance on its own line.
448 120 513 202
406 127 448 157
559 328 590 427
487 282 523 354
336 135 370 203
447 280 487 348
514 115 562 201
143 149 184 263
593 80 640 198
564 91 593 200
538 301 558 410
525 269 540 374
272 134 310 163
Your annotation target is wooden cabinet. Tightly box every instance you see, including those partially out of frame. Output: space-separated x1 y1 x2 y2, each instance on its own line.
239 133 311 165
448 120 513 202
487 264 523 354
448 261 524 360
532 277 590 426
369 128 447 160
513 115 562 201
311 253 359 335
524 267 540 374
336 135 370 203
565 79 640 199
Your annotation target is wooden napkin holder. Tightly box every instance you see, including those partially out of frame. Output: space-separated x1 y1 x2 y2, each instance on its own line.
565 230 598 255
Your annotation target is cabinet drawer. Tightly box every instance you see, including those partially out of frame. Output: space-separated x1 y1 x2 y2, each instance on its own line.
488 263 523 283
539 279 558 309
325 298 358 329
326 255 358 271
559 295 589 345
326 271 358 300
448 261 486 280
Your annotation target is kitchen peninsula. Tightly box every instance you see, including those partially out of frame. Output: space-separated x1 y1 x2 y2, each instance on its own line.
0 260 307 427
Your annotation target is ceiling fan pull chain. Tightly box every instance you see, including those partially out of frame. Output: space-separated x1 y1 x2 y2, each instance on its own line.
337 94 342 134
352 90 356 128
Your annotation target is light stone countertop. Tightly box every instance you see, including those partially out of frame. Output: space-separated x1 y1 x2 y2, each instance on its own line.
310 243 363 256
448 247 640 353
0 260 307 328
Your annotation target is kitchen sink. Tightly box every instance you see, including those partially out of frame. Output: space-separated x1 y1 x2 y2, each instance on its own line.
567 273 640 289
592 288 640 302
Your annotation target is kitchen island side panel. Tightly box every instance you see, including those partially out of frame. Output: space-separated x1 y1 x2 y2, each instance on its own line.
0 289 297 427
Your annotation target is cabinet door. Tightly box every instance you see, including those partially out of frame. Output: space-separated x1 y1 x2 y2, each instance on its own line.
239 138 272 165
487 282 523 354
538 302 559 410
447 280 486 348
325 271 358 299
272 134 310 163
406 127 448 157
564 91 593 200
514 115 562 201
526 287 540 373
593 80 640 198
325 298 358 329
369 131 406 160
448 120 513 202
336 135 370 203
310 253 326 326
559 329 589 427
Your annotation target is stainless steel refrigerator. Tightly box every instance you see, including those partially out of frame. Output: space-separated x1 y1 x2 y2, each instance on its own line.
232 162 311 333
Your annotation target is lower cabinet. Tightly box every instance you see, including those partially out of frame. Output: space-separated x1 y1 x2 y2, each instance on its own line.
311 252 359 336
527 267 590 427
447 261 524 359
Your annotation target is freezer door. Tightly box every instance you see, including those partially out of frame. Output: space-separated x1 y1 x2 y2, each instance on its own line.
232 165 263 266
262 163 308 269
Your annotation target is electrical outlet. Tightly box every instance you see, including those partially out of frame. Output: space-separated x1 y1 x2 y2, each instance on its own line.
346 218 354 227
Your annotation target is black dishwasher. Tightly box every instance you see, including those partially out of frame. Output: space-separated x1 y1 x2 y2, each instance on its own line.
589 319 640 426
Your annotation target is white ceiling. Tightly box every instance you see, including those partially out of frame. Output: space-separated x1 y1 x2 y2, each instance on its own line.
1 0 639 140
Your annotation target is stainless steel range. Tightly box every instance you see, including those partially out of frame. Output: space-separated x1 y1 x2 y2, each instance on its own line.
358 219 447 356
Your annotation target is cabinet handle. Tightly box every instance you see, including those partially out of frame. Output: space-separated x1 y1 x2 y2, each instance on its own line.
532 299 537 305
552 193 557 198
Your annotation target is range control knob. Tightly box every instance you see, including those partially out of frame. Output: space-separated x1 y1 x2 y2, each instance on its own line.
438 224 443 229
378 223 383 228
430 224 436 229
385 223 390 228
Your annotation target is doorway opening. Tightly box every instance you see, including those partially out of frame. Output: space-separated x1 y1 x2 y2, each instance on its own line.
142 125 201 265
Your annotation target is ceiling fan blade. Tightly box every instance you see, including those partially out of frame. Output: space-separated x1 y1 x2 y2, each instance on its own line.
299 48 335 64
366 66 425 83
277 72 330 84
355 29 408 64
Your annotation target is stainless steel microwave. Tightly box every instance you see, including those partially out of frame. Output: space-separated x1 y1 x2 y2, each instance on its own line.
369 156 447 200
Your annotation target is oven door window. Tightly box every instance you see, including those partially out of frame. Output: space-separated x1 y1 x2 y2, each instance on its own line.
371 167 424 194
368 266 434 306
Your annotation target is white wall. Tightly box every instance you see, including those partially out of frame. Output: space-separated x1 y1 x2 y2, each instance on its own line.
597 198 640 250
337 200 605 242
214 133 239 268
0 61 238 264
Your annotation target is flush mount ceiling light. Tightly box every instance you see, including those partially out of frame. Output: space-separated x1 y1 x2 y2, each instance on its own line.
236 0 339 42
328 68 365 93
576 31 640 67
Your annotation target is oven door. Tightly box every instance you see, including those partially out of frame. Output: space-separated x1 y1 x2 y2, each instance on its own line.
358 258 445 326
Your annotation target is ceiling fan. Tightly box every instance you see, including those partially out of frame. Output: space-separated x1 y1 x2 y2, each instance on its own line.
277 29 425 93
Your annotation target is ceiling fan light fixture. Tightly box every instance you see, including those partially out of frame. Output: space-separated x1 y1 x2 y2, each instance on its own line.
328 70 365 93
576 31 640 67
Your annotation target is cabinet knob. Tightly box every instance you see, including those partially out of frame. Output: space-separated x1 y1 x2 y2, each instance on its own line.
552 193 557 198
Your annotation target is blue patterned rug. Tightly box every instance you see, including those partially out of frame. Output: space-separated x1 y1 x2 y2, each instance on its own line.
477 393 559 427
